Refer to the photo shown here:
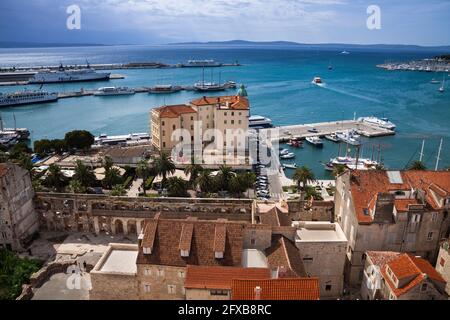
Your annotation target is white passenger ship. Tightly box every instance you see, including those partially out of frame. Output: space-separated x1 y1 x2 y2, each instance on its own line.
358 116 396 131
0 90 58 107
29 64 110 84
94 86 135 96
180 59 222 67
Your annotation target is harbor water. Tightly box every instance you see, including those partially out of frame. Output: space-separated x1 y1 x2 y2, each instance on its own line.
0 45 449 178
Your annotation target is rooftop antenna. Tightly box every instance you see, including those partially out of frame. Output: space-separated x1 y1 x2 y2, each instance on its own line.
435 138 443 171
419 140 425 162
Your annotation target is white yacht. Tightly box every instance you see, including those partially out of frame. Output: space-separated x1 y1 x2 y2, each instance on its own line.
248 115 273 128
94 86 135 96
336 130 361 145
358 116 396 131
279 148 290 156
324 156 379 171
29 64 110 84
0 90 58 107
305 136 323 147
148 85 182 94
280 152 295 159
324 133 339 142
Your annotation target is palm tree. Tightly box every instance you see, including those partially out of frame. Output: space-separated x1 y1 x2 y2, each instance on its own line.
154 151 175 187
69 179 86 194
184 162 203 187
110 184 126 196
103 167 123 189
166 176 189 197
45 164 66 191
217 165 234 191
136 159 152 195
292 166 315 191
408 161 427 170
195 170 214 194
332 164 346 177
73 160 96 188
102 155 114 172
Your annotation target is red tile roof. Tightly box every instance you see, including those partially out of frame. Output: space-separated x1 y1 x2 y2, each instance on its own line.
349 170 450 224
184 266 271 290
190 95 249 110
231 278 320 300
265 235 306 278
394 198 420 212
154 104 197 118
368 251 446 297
137 217 246 267
259 207 292 227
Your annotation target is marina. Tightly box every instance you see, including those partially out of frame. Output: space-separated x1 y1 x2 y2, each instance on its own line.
377 57 450 73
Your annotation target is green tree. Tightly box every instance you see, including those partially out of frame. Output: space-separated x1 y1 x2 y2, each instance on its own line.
195 170 214 194
184 162 203 187
0 151 8 163
110 184 126 196
217 165 234 191
304 186 323 201
103 167 123 189
69 179 86 194
45 164 66 191
166 176 189 197
154 151 175 187
8 142 31 159
17 153 33 171
73 160 96 188
292 166 316 191
64 130 94 150
136 159 152 195
332 164 346 177
228 172 256 197
32 178 45 192
408 161 427 170
102 156 114 172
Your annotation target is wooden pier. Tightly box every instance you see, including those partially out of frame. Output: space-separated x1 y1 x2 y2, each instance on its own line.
262 120 395 141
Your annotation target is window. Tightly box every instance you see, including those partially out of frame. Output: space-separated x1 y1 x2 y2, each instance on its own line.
210 290 228 296
361 253 367 262
427 232 433 241
325 285 332 291
231 120 234 124
191 116 194 121
172 125 176 130
302 257 313 262
157 269 165 277
238 120 241 124
421 283 428 292
224 120 227 124
178 271 185 278
231 112 234 116
162 130 165 137
162 142 166 148
431 212 438 222
143 284 151 293
440 258 446 267
168 285 176 294
412 214 421 223
239 112 242 116
162 121 165 126
250 238 256 245
144 268 151 276
224 112 227 116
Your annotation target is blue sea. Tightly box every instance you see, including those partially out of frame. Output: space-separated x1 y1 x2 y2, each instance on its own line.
0 45 449 178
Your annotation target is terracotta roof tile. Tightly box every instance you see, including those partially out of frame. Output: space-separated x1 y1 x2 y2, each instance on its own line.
214 223 227 253
349 170 450 224
154 104 197 118
179 222 194 252
265 235 306 278
259 207 292 227
190 95 249 110
231 278 320 300
394 198 420 212
137 218 246 267
184 266 271 290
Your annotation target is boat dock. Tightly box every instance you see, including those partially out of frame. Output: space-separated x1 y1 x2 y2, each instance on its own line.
262 119 395 141
377 58 449 73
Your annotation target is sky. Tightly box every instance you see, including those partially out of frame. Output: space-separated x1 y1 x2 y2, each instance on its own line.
1 0 450 46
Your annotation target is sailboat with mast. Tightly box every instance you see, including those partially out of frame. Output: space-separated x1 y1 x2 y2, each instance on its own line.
193 67 236 92
439 74 445 93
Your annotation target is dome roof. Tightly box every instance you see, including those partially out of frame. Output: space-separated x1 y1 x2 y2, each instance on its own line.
237 84 248 97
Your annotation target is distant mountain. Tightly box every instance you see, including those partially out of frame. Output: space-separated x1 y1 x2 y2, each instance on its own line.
168 40 450 51
0 41 108 48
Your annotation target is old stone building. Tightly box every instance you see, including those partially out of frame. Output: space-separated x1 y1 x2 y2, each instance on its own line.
436 239 450 296
334 170 450 285
150 95 249 152
361 251 448 300
0 163 38 251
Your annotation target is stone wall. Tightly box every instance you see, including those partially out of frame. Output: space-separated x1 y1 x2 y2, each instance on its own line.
34 193 253 236
287 199 334 222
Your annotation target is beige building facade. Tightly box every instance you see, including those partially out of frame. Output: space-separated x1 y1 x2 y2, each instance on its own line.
436 239 450 296
0 163 39 251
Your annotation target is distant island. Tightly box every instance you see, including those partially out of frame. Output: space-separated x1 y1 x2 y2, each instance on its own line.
0 41 108 48
168 40 450 51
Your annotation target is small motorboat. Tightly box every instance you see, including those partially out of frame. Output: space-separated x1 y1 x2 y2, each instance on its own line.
312 77 324 86
282 163 298 169
279 148 290 156
325 133 339 142
305 136 323 147
280 152 295 159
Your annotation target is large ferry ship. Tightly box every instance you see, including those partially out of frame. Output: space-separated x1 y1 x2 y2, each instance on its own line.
180 59 222 68
358 116 396 131
28 64 110 84
0 90 58 107
94 133 150 146
248 115 273 128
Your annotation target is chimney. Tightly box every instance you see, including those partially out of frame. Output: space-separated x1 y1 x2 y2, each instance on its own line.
254 286 261 300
